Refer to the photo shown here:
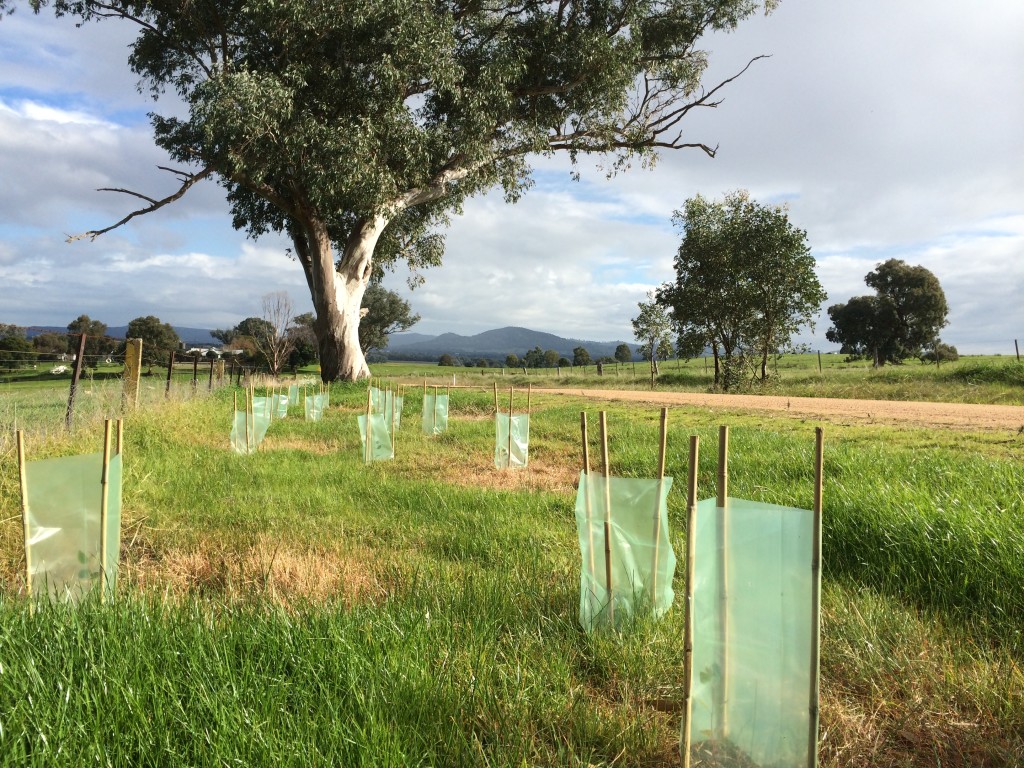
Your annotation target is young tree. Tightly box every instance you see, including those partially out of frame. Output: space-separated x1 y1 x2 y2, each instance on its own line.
250 292 296 377
614 343 633 363
16 1 774 381
543 349 560 368
504 354 520 369
631 292 674 376
358 284 420 354
658 190 825 388
126 315 181 367
826 259 948 366
573 346 592 367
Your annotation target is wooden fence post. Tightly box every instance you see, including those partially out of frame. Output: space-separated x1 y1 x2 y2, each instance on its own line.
65 333 88 431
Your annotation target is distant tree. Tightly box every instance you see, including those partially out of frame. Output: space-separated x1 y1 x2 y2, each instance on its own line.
659 190 826 388
826 259 949 366
476 358 490 368
288 312 318 369
543 349 560 368
126 315 181 367
32 332 69 361
0 325 34 371
573 346 592 366
504 354 520 369
920 342 959 364
614 343 633 363
523 347 546 369
632 292 675 377
358 284 420 354
557 357 571 368
66 314 113 370
250 292 297 376
438 353 456 367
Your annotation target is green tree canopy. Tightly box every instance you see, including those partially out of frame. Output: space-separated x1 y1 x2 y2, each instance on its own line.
826 259 948 366
358 284 420 354
614 343 633 363
66 314 115 368
572 346 592 366
631 292 675 376
0 325 35 371
126 315 181 366
658 190 826 389
16 0 774 382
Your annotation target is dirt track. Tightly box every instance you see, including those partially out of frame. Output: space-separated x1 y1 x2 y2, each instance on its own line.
532 388 1024 431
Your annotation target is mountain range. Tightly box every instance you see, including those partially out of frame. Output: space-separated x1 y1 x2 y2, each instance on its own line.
384 326 638 362
22 324 639 361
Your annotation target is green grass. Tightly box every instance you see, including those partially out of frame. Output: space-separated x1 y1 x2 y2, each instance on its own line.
0 381 1022 765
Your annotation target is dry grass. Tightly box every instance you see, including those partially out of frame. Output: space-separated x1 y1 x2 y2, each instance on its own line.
122 534 394 609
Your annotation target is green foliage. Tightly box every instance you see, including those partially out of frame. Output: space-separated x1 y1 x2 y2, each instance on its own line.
631 292 674 373
573 346 592 367
827 259 949 365
358 284 419 353
522 347 546 368
504 354 520 369
614 343 632 363
66 314 117 368
0 324 34 370
31 332 69 360
126 315 181 366
438 353 456 367
659 190 826 388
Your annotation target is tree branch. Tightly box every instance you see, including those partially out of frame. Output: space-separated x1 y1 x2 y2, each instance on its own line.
66 166 214 242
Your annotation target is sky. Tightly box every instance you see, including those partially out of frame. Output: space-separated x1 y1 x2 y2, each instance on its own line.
1 1 1022 352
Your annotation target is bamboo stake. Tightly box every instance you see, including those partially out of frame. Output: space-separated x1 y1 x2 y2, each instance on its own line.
650 407 669 602
681 434 699 768
100 419 112 604
432 385 439 434
493 382 498 415
580 412 596 591
507 386 515 468
117 419 123 456
809 427 824 768
599 411 614 627
246 385 253 452
390 385 396 455
365 386 373 463
527 382 532 416
17 430 32 602
717 424 730 738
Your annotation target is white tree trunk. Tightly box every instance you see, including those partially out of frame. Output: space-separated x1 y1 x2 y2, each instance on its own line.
302 215 388 382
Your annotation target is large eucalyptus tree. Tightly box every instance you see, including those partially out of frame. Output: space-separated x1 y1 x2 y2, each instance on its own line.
12 0 775 380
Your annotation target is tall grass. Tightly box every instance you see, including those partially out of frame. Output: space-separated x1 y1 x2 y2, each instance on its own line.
0 381 1022 765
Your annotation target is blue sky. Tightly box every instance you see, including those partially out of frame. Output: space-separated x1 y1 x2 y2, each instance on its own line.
1 1 1023 352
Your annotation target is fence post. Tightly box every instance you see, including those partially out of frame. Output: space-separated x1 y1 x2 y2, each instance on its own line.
122 338 142 411
65 333 88 431
165 349 176 399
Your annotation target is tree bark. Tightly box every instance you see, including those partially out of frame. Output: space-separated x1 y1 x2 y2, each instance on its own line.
295 215 387 382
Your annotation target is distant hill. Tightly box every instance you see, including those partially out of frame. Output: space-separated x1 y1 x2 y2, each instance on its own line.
386 326 638 362
21 323 639 361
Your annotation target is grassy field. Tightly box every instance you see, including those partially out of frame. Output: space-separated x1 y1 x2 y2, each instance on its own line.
0 376 1022 766
377 354 1024 406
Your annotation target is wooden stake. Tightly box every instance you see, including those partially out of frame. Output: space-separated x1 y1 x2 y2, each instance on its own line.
580 412 596 593
246 384 253 452
507 386 515 468
117 419 123 456
527 382 532 416
716 424 730 738
164 348 175 400
809 427 824 768
100 419 112 604
599 411 614 626
390 385 396 455
650 407 669 602
681 434 700 768
432 385 439 434
365 386 373 463
493 382 498 415
17 430 32 601
65 332 88 430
